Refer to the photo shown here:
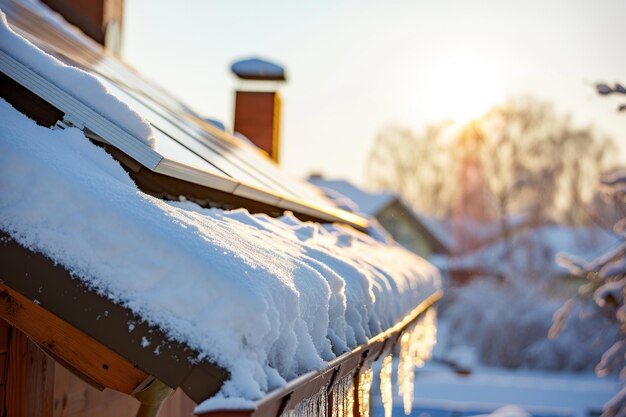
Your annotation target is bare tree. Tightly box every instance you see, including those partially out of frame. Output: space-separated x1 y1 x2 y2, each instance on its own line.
366 122 457 217
478 97 616 229
365 97 616 230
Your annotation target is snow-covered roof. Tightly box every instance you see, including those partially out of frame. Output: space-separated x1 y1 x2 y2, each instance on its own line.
0 0 368 229
308 177 453 254
411 211 455 254
0 1 442 410
0 97 440 405
308 177 395 216
0 11 156 148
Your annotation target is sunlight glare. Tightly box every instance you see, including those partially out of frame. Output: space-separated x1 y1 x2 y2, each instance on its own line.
422 53 502 123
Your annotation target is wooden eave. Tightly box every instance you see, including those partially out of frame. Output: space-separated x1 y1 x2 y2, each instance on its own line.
0 232 228 403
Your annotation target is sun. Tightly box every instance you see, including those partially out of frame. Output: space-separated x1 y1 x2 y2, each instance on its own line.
422 53 502 123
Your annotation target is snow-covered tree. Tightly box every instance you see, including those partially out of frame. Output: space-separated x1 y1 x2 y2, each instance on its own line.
552 170 626 417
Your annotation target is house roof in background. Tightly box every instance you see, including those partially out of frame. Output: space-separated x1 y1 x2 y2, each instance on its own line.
308 176 454 254
308 176 395 216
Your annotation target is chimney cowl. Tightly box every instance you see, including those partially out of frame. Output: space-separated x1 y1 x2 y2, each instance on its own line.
231 57 286 82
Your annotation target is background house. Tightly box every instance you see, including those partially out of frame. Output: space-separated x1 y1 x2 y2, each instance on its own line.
309 175 452 259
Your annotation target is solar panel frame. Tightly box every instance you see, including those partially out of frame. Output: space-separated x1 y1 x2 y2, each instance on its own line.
0 0 369 229
4 1 333 204
0 47 163 169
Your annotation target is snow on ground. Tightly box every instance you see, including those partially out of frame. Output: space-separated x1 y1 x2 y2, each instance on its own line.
0 99 440 408
367 305 618 417
0 10 156 148
371 361 617 417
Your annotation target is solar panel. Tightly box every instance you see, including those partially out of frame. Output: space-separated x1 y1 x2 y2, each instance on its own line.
0 0 368 229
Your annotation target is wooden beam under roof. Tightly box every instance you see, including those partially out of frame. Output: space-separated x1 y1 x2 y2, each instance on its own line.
0 284 149 394
0 233 228 404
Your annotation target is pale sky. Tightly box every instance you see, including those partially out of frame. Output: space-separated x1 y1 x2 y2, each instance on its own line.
122 0 626 185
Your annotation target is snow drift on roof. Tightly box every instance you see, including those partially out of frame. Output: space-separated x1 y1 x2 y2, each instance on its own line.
0 11 156 148
0 99 440 405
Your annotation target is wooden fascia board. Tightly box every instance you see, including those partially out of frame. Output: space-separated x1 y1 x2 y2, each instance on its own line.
0 232 228 403
0 283 149 394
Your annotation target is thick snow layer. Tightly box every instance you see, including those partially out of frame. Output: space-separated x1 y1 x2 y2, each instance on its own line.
0 11 156 148
0 100 440 405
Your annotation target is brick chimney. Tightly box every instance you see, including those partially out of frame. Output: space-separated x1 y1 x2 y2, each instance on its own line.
40 0 124 56
231 58 286 163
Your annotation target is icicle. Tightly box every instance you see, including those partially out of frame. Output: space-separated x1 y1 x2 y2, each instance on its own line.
380 353 393 417
345 373 355 417
412 308 437 368
357 365 373 417
319 388 328 417
330 371 355 417
282 309 436 417
332 381 339 417
396 308 439 416
398 327 415 415
281 386 328 417
337 375 344 417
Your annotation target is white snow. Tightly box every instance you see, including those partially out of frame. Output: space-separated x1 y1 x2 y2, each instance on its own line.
446 226 621 280
0 99 440 406
308 177 395 217
307 177 453 253
0 11 156 148
231 57 286 80
371 361 617 417
141 337 151 348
